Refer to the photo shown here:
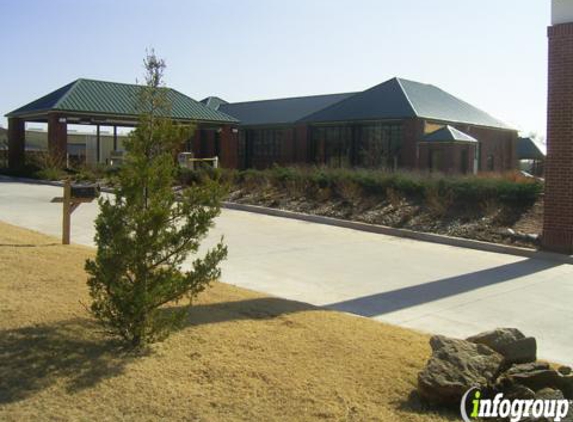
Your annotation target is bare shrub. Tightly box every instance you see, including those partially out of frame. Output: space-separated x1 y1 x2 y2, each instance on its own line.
480 198 501 218
385 187 403 208
28 151 65 180
335 178 362 203
425 185 453 217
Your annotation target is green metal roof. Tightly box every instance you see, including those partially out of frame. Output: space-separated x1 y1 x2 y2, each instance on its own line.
5 79 238 123
423 125 478 143
300 77 513 130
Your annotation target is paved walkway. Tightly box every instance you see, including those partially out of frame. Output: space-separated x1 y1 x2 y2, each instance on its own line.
1 179 572 363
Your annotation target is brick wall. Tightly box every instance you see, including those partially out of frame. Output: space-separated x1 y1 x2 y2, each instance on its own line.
418 142 476 174
542 22 573 254
407 118 515 173
445 123 517 172
401 118 424 169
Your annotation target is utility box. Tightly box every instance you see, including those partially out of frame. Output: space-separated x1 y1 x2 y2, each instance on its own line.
178 152 195 169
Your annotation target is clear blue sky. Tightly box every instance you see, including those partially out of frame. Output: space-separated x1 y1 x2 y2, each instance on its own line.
0 0 549 137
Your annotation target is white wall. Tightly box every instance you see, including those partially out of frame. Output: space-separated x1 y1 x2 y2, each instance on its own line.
552 0 573 25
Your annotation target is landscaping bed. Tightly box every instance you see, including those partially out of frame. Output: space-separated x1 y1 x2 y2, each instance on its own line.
0 221 455 422
201 167 544 249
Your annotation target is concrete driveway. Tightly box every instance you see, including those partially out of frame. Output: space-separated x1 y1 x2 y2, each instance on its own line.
1 178 572 363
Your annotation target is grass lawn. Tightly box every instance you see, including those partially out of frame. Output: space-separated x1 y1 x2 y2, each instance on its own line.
0 222 455 422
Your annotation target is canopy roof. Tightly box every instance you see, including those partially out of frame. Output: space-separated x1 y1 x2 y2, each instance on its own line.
6 79 238 125
422 125 479 143
517 137 546 160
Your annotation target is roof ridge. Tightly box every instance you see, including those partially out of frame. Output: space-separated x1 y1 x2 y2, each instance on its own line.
395 77 419 117
53 78 82 109
298 77 421 123
169 88 239 122
76 77 147 89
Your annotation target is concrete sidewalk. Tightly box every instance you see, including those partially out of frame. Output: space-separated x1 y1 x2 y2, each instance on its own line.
1 179 572 363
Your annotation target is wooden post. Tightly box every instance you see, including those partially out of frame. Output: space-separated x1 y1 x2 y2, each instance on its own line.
62 179 71 245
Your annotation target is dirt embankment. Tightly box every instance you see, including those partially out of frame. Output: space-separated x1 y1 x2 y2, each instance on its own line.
228 188 544 249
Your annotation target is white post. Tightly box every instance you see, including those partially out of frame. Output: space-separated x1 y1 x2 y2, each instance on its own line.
552 0 573 25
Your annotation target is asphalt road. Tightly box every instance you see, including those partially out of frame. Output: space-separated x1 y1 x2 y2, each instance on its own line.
1 178 572 363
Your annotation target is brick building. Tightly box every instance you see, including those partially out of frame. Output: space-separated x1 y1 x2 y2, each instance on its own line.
6 77 517 174
204 77 518 173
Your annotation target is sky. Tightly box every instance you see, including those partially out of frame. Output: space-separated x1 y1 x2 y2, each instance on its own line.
0 0 549 137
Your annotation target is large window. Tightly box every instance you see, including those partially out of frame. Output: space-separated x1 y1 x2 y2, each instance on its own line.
355 123 402 169
251 129 282 158
311 123 402 168
312 126 352 167
238 128 284 168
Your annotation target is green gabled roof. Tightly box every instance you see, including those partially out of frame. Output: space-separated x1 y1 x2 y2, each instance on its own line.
423 125 478 143
300 77 513 130
5 79 238 123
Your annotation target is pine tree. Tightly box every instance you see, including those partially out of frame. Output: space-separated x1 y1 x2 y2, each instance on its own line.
85 51 227 347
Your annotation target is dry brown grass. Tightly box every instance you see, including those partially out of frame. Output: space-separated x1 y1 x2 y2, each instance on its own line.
0 222 455 422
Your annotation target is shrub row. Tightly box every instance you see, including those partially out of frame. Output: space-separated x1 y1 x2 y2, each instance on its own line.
179 166 543 208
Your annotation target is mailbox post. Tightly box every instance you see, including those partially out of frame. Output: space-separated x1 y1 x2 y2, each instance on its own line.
52 179 100 245
62 179 72 244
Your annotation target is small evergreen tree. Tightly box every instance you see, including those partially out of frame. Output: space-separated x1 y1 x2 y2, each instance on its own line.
86 51 227 347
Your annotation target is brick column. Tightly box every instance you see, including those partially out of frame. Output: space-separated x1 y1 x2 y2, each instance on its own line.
8 117 25 169
219 125 239 169
543 22 573 253
47 114 67 166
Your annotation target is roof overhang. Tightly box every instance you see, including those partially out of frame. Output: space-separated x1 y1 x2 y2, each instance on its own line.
6 110 237 127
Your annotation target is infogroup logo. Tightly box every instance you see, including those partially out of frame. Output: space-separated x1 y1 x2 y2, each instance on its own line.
460 387 570 422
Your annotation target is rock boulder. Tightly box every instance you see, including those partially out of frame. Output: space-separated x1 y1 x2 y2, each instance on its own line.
467 328 537 365
417 335 504 405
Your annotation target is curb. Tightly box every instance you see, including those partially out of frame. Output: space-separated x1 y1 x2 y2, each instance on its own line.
223 202 573 265
2 175 571 265
0 175 115 193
